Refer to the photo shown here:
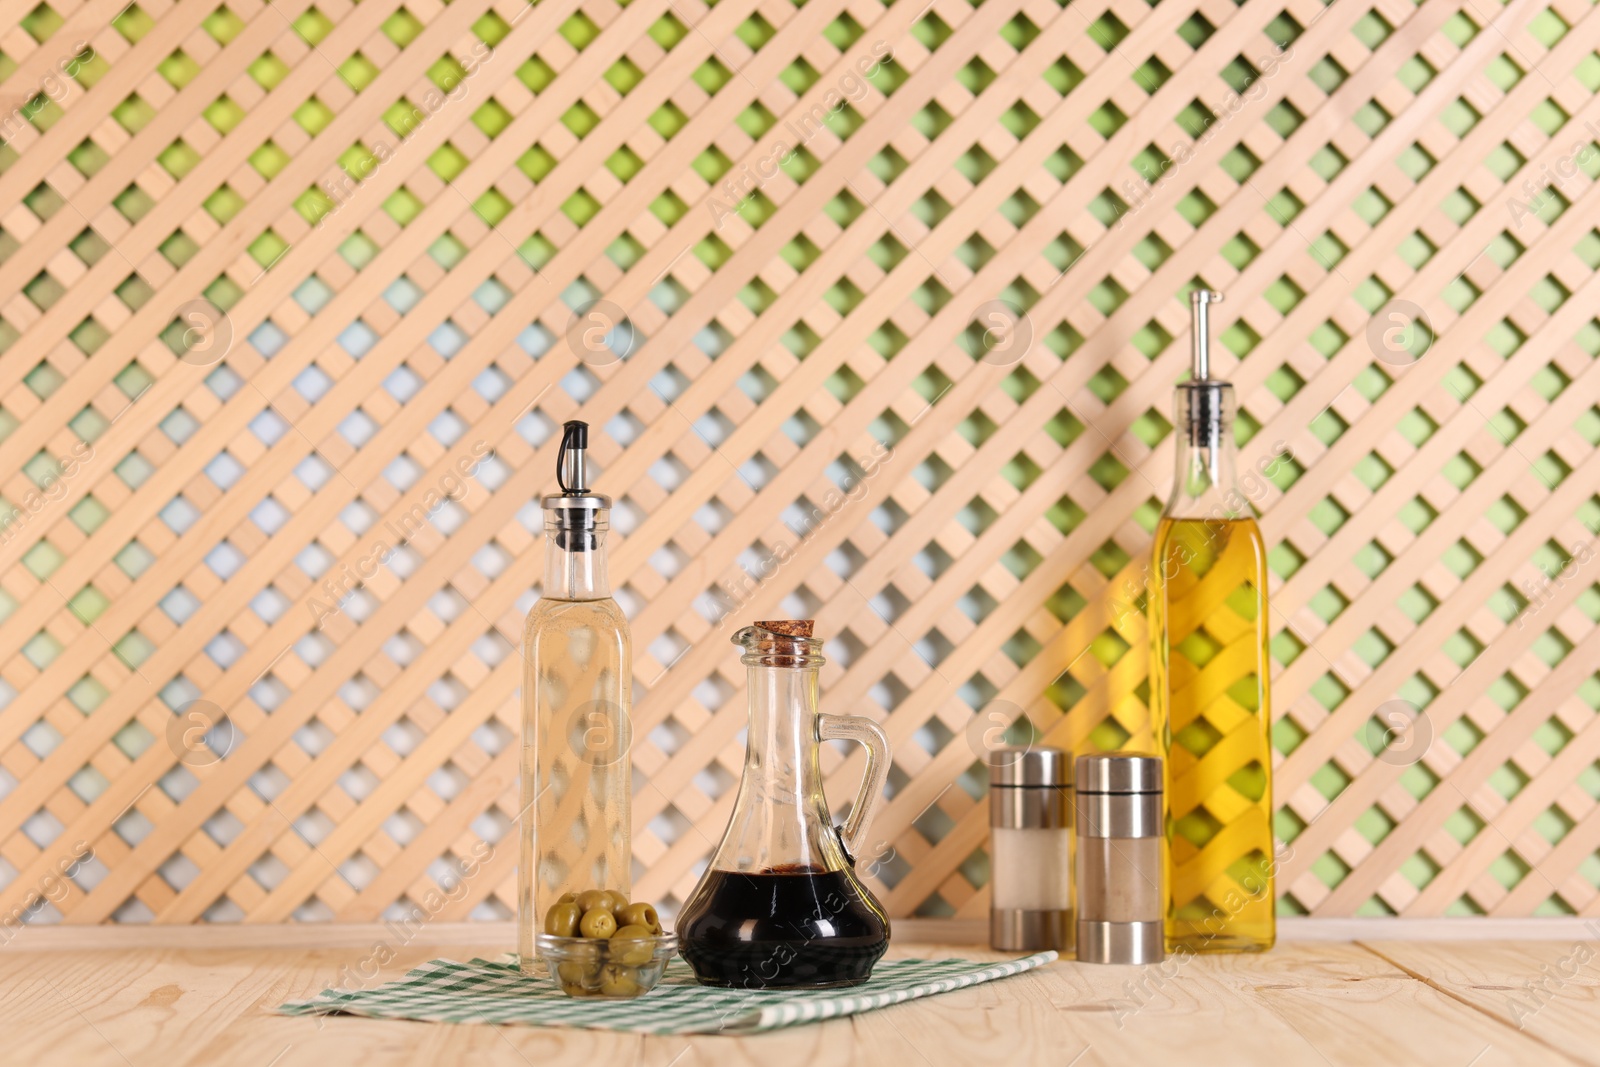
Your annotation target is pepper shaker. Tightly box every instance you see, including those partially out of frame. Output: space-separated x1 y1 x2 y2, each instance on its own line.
1075 753 1164 964
988 747 1072 952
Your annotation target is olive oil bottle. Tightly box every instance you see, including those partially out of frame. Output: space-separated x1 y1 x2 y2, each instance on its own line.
1148 291 1275 953
518 421 633 973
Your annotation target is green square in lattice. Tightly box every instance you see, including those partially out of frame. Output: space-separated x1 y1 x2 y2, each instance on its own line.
1043 58 1083 96
66 404 107 441
473 11 511 47
22 2 63 39
1310 755 1352 802
295 8 335 46
646 14 685 51
1043 580 1088 624
427 56 473 93
693 58 734 95
113 5 155 42
605 234 645 271
603 58 644 96
517 144 557 183
1270 716 1306 760
911 13 951 50
340 55 380 92
648 102 688 140
1267 542 1305 584
23 273 62 312
69 140 109 177
22 630 61 667
518 57 556 94
113 95 156 135
1043 495 1094 537
113 541 155 579
735 14 775 50
430 145 470 182
68 586 109 624
865 231 906 271
22 362 63 399
248 55 289 93
158 52 201 90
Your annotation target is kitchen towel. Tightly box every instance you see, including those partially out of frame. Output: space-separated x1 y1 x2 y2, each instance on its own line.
275 952 1056 1034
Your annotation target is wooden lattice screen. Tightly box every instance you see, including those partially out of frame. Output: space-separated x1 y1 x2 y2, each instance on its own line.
0 0 1597 930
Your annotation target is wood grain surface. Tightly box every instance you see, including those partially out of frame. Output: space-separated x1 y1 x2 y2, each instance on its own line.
2 934 1595 1065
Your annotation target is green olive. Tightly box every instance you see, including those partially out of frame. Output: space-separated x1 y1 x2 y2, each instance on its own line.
574 889 609 914
543 901 582 937
560 981 592 997
579 908 617 939
555 960 590 985
555 891 577 905
601 889 631 916
611 924 655 965
617 902 659 933
600 966 641 997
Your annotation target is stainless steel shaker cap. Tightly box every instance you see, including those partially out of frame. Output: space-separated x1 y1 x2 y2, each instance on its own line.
1074 753 1162 794
988 747 1069 788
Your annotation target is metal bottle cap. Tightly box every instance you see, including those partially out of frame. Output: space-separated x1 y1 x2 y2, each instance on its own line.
541 421 612 512
1178 289 1234 447
988 747 1069 788
1074 753 1162 794
1076 754 1162 839
989 747 1070 830
542 421 609 552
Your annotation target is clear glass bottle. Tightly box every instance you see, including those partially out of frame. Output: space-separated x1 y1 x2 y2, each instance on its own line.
518 421 632 973
1148 291 1276 953
676 620 892 988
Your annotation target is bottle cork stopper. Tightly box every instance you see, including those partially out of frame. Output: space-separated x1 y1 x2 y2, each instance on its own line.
756 620 814 638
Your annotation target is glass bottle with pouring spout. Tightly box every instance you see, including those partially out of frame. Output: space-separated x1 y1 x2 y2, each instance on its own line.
677 620 892 988
518 421 633 973
1148 290 1276 953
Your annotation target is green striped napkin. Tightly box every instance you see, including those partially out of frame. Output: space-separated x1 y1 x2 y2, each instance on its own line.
275 952 1056 1034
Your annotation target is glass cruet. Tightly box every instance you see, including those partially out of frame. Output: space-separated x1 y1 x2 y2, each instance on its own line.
517 421 632 974
676 620 892 988
1149 290 1275 953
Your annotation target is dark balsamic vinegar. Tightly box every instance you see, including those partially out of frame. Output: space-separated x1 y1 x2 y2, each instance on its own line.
676 864 890 988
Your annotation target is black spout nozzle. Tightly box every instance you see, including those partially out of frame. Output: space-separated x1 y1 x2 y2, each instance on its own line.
557 421 590 495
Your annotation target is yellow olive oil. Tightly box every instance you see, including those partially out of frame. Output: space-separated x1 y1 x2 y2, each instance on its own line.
1150 517 1275 952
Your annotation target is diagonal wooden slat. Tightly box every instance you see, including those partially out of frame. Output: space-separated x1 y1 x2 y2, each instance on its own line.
0 0 1595 928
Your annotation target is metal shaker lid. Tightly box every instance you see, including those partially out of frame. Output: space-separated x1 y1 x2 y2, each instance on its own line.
989 747 1069 788
1074 753 1162 794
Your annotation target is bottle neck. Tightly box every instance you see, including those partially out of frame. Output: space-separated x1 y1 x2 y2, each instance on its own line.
744 663 823 797
542 518 610 600
702 660 845 874
1166 378 1250 520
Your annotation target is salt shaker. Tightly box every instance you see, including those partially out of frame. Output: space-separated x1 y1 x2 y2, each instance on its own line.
1075 753 1164 964
988 747 1072 952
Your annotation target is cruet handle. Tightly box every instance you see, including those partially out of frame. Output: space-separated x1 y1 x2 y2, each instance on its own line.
817 714 891 862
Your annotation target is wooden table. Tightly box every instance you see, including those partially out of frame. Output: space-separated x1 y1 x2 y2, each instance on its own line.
4 920 1597 1066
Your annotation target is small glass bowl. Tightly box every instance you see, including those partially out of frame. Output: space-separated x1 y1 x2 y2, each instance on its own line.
534 932 677 998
